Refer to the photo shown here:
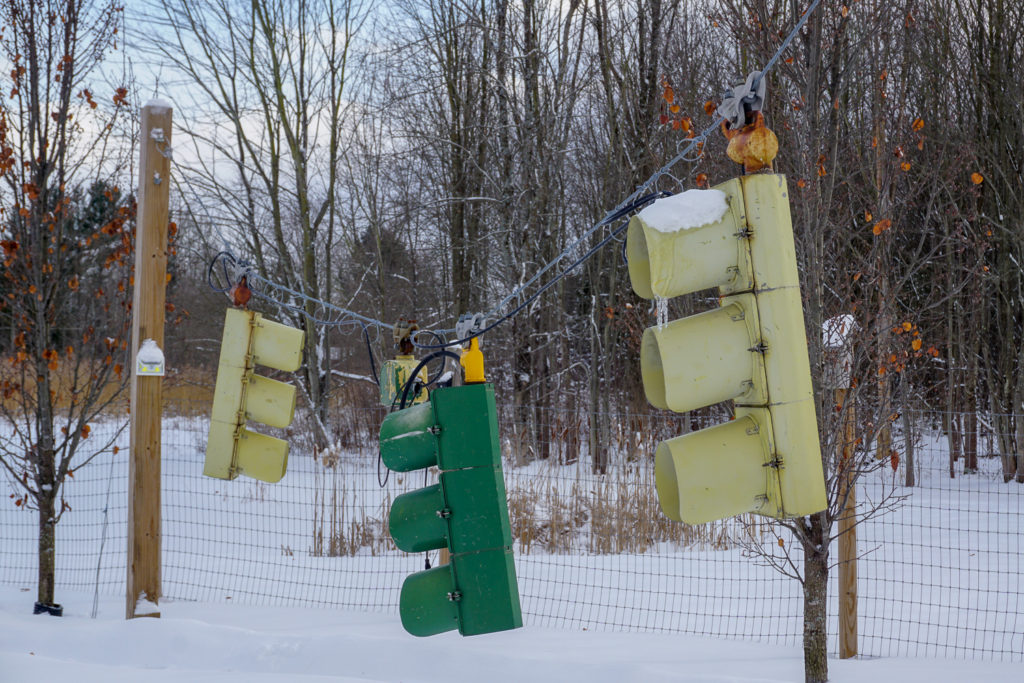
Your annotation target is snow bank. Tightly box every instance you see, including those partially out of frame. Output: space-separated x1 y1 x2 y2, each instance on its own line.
636 189 728 233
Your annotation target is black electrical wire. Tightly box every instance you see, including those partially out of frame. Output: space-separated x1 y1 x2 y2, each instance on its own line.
207 250 239 293
399 351 462 409
362 323 380 387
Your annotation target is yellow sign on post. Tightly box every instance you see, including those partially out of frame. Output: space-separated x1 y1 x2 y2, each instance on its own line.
627 174 826 524
204 308 305 483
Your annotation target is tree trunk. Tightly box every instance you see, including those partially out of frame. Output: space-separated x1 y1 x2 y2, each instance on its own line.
803 513 829 683
902 409 915 488
37 492 57 607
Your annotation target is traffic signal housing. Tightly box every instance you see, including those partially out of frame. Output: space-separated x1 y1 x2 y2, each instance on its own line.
204 308 305 483
379 383 522 637
626 174 826 524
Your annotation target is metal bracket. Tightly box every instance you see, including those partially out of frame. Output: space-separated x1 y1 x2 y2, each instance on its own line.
456 312 487 345
436 507 452 519
748 341 769 354
428 425 442 435
763 455 784 470
447 590 463 602
718 71 766 129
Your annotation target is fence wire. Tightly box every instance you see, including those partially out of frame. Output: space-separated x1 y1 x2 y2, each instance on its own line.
1 402 1021 662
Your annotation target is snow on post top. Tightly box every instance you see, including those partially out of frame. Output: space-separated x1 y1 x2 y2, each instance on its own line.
636 189 729 233
144 98 172 112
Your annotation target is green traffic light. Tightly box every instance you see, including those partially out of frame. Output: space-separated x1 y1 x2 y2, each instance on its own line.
379 383 523 637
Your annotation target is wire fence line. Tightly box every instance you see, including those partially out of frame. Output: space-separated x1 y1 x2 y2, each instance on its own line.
1 400 1022 661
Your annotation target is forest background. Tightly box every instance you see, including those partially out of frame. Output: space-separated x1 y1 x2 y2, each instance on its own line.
128 0 1024 480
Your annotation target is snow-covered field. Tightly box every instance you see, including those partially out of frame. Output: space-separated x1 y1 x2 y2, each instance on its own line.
2 411 1023 679
1 585 1021 683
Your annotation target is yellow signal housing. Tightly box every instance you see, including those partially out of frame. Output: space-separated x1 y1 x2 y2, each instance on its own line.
627 174 826 524
379 356 429 407
205 308 305 483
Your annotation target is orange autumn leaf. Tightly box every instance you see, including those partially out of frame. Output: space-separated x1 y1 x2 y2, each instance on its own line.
865 211 873 222
695 173 709 188
704 100 716 116
81 424 91 438
901 162 911 171
817 164 827 177
971 172 984 184
912 339 922 351
912 118 924 131
902 322 913 331
797 179 806 188
872 219 892 235
68 275 79 291
669 104 680 114
841 5 849 17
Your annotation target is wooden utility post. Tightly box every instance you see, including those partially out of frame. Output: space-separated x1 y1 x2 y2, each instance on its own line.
824 313 858 658
836 387 857 658
127 101 172 619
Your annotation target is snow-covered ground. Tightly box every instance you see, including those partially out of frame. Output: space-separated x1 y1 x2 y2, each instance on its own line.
2 411 1022 677
1 585 1020 683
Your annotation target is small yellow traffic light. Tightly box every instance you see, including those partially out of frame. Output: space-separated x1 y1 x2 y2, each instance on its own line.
204 308 305 483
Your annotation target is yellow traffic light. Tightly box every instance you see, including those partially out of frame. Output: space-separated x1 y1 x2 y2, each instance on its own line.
204 308 305 483
627 174 826 524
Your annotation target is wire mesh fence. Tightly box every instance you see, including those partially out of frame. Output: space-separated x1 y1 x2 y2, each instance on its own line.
1 401 1021 662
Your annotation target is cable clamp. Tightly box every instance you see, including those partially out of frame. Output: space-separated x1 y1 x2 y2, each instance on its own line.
447 591 462 602
718 71 766 130
456 312 487 346
748 342 769 354
436 508 452 519
763 455 784 470
428 425 442 435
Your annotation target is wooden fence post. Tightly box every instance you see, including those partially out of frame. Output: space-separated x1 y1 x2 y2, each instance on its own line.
127 101 172 619
837 387 858 658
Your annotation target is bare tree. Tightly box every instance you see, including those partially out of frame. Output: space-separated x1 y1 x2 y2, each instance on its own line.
145 0 366 450
0 0 133 613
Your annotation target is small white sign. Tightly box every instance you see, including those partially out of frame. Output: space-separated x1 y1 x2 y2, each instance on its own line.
136 338 165 377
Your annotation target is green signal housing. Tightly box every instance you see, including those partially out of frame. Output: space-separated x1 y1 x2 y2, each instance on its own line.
379 383 522 637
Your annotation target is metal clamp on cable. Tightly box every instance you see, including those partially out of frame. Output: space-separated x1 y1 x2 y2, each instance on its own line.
718 71 778 173
455 312 487 345
718 71 766 130
456 312 487 383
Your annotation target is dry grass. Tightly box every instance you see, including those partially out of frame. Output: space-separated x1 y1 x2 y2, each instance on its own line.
310 445 394 558
506 462 763 555
309 452 770 558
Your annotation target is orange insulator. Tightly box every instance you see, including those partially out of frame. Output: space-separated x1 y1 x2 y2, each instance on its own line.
722 111 778 173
